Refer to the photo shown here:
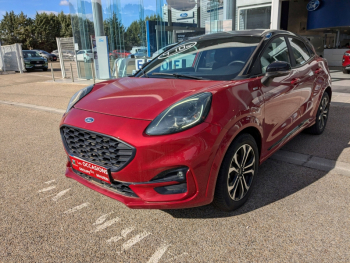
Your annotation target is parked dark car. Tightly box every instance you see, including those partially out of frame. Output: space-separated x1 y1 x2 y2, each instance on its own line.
23 50 48 71
33 49 57 61
60 30 332 211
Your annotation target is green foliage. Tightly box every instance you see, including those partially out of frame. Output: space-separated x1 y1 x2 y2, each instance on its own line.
0 10 162 52
0 11 73 51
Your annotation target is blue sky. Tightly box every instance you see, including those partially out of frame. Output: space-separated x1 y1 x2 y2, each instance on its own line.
0 0 158 27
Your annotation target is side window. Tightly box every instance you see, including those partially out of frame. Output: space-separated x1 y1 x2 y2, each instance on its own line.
288 37 311 66
260 37 290 74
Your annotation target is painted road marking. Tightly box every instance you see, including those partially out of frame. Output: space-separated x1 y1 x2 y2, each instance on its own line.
38 186 56 193
271 150 350 176
64 202 90 214
147 244 170 263
106 227 135 244
52 189 71 202
93 212 114 226
44 180 56 184
93 217 120 233
121 231 151 251
0 100 65 114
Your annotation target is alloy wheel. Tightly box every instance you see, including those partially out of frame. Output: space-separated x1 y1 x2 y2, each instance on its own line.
227 144 255 201
318 96 329 130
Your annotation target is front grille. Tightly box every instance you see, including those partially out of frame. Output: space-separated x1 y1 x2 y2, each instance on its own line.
30 61 44 64
61 126 135 172
73 168 138 197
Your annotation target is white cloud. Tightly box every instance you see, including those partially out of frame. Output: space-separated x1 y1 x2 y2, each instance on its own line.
60 0 69 6
38 10 59 15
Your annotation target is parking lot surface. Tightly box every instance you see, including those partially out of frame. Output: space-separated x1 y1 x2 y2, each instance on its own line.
1 68 350 262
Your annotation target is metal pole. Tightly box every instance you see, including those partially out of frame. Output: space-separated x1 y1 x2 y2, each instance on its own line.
70 63 74 82
51 62 55 81
91 61 95 84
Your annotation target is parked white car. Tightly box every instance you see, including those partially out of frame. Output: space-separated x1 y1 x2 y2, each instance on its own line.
76 49 93 62
130 46 147 54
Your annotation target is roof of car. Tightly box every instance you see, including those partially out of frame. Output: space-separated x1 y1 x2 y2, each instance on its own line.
189 29 297 42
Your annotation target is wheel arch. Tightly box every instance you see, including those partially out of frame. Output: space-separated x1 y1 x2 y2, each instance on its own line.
205 119 263 199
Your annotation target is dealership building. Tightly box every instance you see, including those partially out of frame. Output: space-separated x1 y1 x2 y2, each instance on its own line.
64 0 350 80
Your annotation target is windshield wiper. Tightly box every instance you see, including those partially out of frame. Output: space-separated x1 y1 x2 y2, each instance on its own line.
152 73 203 80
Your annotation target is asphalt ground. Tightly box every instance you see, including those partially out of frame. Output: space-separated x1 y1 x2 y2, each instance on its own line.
0 68 350 262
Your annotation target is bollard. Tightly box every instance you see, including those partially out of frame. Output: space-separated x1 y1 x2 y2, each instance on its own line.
51 62 55 82
70 63 74 82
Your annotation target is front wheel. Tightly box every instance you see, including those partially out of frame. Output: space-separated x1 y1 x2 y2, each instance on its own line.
306 92 330 135
213 134 259 212
343 68 349 74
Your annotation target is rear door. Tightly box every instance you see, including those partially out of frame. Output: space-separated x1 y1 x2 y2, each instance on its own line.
260 36 302 153
286 37 317 123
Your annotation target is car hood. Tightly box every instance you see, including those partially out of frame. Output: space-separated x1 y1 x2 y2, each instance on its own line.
74 77 225 120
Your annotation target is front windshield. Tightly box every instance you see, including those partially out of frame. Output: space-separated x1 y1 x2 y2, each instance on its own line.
138 36 261 81
23 51 41 58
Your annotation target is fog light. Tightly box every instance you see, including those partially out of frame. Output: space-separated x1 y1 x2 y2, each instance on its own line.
151 167 188 183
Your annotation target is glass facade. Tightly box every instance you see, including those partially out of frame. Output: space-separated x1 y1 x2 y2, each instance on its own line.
67 0 273 80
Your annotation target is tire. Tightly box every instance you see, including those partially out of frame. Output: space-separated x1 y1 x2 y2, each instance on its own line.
213 134 259 212
43 68 48 71
343 68 349 74
306 92 330 135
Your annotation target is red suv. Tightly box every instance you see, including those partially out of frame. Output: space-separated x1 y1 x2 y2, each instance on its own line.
109 49 131 58
342 50 350 74
60 30 332 211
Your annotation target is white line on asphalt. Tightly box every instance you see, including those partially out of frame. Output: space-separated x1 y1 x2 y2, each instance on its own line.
106 227 135 244
38 186 56 193
52 189 71 202
44 180 56 184
64 202 90 214
93 217 120 233
147 244 170 263
271 150 350 176
121 231 151 251
0 100 65 114
93 212 114 226
121 227 134 237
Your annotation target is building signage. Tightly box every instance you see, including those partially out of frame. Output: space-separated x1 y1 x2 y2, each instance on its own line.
307 0 320 12
176 12 194 20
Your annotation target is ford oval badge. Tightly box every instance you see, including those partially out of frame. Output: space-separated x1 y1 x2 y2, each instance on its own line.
307 0 320 11
85 117 94 123
180 13 188 18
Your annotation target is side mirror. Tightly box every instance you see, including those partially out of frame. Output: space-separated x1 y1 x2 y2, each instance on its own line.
261 61 291 86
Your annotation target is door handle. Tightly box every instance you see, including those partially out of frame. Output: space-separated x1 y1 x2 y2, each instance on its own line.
291 78 301 85
314 68 323 74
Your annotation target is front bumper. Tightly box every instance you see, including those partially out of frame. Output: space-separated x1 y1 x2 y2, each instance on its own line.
25 64 48 69
60 108 223 209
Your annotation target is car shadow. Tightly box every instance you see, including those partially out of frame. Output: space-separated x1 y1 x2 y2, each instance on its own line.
162 105 350 219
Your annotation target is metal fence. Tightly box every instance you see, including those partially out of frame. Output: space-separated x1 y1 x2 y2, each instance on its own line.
56 37 78 79
0 43 24 73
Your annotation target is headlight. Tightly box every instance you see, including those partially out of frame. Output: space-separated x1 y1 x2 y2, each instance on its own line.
344 53 350 57
145 92 212 135
66 85 94 113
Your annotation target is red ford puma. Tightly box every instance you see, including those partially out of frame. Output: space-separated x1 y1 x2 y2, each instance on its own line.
60 30 332 211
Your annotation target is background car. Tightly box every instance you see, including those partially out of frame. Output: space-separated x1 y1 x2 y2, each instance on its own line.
23 50 48 71
130 46 147 54
342 50 350 74
128 48 148 58
51 50 59 58
76 49 93 62
60 30 332 212
109 50 131 59
33 49 57 61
